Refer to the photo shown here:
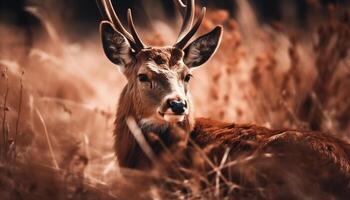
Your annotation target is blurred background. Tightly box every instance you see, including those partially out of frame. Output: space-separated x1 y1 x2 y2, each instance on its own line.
0 0 349 199
1 0 349 38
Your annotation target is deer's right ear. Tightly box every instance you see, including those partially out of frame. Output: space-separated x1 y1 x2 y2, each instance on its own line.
100 21 133 68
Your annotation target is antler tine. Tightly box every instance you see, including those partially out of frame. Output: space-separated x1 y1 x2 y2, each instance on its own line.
172 0 186 18
176 0 195 40
127 9 146 50
104 0 135 43
174 7 206 49
95 0 109 20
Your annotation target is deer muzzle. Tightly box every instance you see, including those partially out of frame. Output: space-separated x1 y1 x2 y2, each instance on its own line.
158 96 189 123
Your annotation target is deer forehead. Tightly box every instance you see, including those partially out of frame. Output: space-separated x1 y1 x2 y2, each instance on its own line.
137 48 184 67
137 47 188 77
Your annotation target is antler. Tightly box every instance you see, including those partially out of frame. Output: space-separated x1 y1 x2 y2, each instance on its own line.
127 9 146 49
173 0 195 39
96 0 145 51
173 0 206 49
96 0 205 51
172 0 186 18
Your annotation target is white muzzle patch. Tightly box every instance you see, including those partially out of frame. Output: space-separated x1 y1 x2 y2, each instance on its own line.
163 114 185 123
158 107 188 123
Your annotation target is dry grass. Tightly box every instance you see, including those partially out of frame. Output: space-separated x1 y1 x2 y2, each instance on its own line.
0 0 349 199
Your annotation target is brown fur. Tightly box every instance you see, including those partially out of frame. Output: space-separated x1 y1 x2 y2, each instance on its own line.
190 118 350 198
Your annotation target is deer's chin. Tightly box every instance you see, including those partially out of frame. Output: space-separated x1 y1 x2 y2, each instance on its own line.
163 114 185 123
158 111 185 123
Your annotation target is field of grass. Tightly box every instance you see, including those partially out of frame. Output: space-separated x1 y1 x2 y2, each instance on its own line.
0 0 349 199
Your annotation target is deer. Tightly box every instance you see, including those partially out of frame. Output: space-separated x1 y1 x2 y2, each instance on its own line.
95 0 350 198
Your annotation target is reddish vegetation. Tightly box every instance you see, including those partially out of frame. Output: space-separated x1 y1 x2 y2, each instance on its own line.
0 0 349 199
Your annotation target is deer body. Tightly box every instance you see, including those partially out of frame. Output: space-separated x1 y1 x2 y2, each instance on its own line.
96 0 350 198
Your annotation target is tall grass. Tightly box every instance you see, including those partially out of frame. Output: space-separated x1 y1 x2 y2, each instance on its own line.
0 0 349 199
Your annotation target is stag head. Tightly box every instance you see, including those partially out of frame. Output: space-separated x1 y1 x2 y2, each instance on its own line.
97 0 222 125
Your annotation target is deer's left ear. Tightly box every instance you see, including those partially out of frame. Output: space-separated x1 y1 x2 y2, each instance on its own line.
183 26 223 68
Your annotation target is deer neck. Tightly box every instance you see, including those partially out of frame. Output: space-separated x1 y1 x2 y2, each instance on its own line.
114 83 195 169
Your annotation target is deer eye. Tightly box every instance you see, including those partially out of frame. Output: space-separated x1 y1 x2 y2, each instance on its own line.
184 74 192 82
138 74 150 82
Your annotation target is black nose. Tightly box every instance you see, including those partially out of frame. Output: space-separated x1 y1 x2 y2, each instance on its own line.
168 99 187 115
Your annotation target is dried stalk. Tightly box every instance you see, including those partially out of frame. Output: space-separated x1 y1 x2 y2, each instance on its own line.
126 116 157 164
2 67 9 160
14 71 24 147
35 107 60 169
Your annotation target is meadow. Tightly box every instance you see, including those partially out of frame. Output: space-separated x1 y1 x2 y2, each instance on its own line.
0 0 349 199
